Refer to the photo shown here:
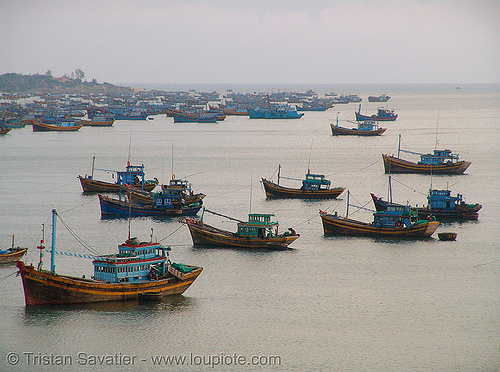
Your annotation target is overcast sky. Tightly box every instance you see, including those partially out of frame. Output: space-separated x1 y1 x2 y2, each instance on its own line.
1 0 499 84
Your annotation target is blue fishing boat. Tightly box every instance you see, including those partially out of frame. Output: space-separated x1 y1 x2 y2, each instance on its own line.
320 191 440 238
262 165 344 199
171 109 219 123
382 135 471 174
98 182 203 218
17 209 203 305
372 189 482 221
264 104 304 119
185 209 300 249
355 105 397 121
78 157 159 193
368 94 391 102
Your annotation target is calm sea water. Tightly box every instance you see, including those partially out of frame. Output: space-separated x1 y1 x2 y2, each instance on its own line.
0 84 499 371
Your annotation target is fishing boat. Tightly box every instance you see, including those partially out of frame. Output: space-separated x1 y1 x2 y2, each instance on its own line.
264 104 304 119
382 134 471 174
368 94 391 102
262 165 344 199
129 176 205 206
319 191 440 238
171 109 219 123
185 209 300 249
32 119 83 132
371 189 481 221
98 188 202 218
78 157 158 193
80 114 115 127
0 235 27 263
16 209 202 306
330 117 386 136
355 105 397 122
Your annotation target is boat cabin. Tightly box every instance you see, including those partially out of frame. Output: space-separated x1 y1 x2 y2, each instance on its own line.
358 121 379 131
419 150 459 165
372 205 415 228
237 214 279 239
93 239 170 283
427 189 462 210
117 164 146 189
302 173 331 191
377 107 396 118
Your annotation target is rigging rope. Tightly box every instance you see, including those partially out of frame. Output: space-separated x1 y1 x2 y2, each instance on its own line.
158 223 185 243
0 271 18 283
56 213 102 256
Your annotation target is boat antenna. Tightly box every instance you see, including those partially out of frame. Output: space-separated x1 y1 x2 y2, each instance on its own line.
249 173 253 214
434 113 440 151
307 141 313 173
127 135 132 166
171 143 174 179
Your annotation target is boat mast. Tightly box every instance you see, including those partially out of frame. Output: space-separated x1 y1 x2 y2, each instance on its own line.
91 155 95 179
249 174 253 214
50 209 57 273
388 175 393 203
397 134 401 158
434 114 439 151
278 164 281 185
37 223 45 270
346 190 350 218
307 141 313 174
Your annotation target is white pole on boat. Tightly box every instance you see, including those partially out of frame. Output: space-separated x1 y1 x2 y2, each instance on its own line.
91 155 95 179
37 224 45 270
50 209 57 273
346 190 350 218
397 134 401 158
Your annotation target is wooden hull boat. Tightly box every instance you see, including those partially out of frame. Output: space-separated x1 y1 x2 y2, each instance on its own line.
320 212 440 238
0 248 27 263
99 194 202 218
16 209 203 306
32 121 83 131
382 154 471 174
371 193 481 221
185 218 299 249
80 119 115 127
330 123 386 136
78 176 158 193
17 259 201 306
129 188 205 206
262 178 344 199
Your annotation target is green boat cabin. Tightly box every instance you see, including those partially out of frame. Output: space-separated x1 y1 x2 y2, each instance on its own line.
237 214 279 238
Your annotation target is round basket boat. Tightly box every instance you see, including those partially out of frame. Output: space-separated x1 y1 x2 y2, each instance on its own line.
438 232 457 241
